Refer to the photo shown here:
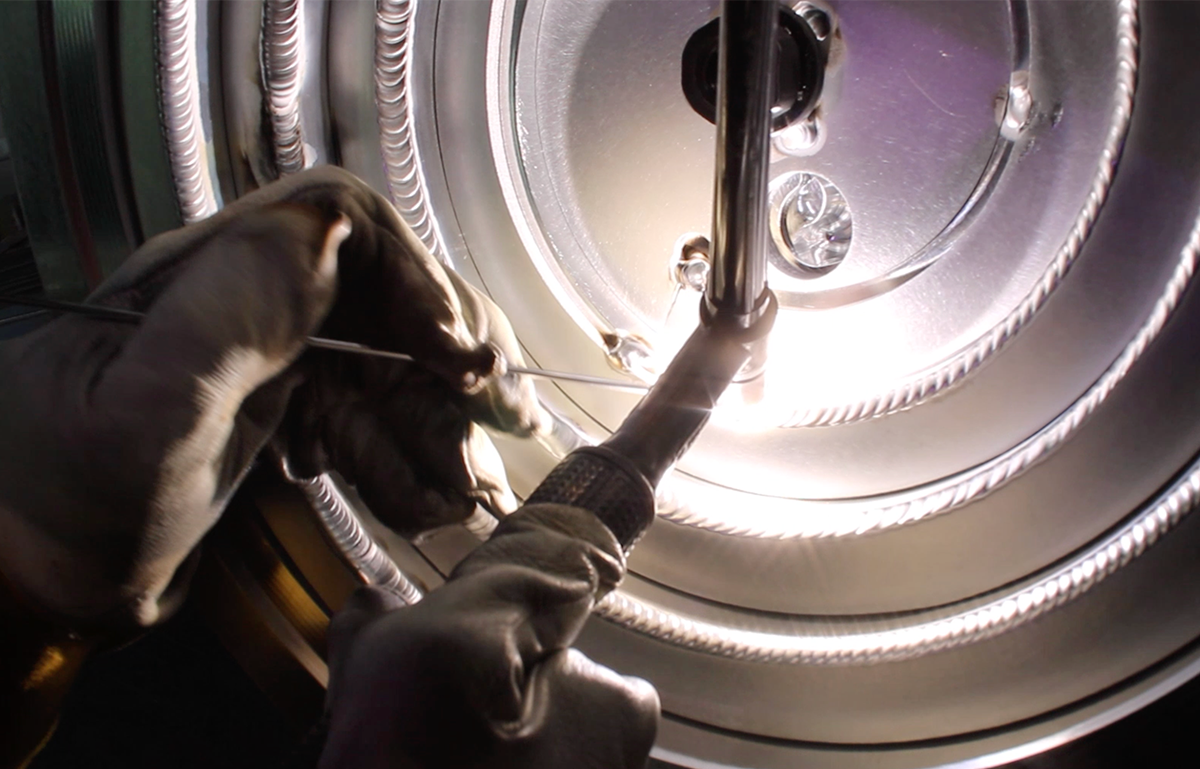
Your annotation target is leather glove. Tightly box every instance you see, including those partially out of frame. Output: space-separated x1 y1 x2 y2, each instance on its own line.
0 165 546 633
319 503 660 769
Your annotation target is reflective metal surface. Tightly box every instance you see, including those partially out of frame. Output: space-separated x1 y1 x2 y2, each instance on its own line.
157 0 218 222
703 0 776 323
420 0 1200 758
768 170 853 275
128 0 1200 766
477 1 1152 546
498 0 1138 433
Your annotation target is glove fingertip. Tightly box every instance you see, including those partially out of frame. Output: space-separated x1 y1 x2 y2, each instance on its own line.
458 344 502 393
623 674 662 719
317 213 352 283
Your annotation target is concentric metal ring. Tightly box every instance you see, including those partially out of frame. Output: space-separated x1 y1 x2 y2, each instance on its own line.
152 0 1186 656
474 0 1163 543
266 215 1200 664
653 209 1198 539
495 0 1140 434
600 424 1200 664
150 0 1200 755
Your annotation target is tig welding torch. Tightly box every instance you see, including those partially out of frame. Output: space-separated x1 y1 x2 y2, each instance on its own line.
522 0 781 551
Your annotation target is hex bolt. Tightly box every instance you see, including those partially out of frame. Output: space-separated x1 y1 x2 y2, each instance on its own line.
671 233 713 292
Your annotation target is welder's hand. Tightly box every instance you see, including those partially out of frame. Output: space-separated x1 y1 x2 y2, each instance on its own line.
0 166 545 631
258 170 547 533
319 503 660 769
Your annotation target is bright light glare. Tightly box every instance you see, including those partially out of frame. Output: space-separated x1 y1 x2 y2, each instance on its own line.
709 371 798 433
648 298 918 433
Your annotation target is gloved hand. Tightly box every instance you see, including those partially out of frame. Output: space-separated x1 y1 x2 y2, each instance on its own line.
319 503 660 769
0 165 546 633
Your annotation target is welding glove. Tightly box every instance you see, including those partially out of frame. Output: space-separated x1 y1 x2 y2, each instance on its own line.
319 503 660 769
0 165 545 633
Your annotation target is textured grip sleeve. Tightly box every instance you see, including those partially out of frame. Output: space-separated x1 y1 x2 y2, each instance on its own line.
524 446 657 551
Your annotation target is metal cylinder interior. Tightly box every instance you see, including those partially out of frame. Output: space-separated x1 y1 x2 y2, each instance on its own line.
6 2 1200 767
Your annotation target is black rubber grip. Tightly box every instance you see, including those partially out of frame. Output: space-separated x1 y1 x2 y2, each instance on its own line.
525 446 657 551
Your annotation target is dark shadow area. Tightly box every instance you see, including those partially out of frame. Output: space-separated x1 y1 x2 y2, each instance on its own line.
29 602 297 769
32 597 1200 769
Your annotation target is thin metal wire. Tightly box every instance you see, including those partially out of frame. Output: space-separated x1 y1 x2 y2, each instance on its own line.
0 309 49 329
0 294 650 390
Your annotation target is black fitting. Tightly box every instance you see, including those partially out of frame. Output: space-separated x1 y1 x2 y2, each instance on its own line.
700 287 779 339
681 5 826 133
